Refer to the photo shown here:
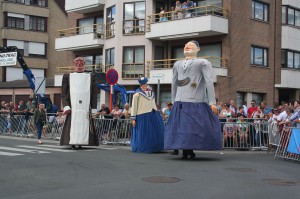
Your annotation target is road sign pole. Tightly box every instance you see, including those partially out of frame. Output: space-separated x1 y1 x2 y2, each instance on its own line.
109 85 113 111
157 79 160 105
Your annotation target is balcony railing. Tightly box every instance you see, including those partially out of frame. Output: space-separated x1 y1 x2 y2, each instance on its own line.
145 57 227 77
123 19 145 35
146 5 228 32
57 24 104 38
56 64 112 74
122 63 144 79
105 22 115 39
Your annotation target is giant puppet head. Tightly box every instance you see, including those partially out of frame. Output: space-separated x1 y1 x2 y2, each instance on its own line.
183 40 200 58
74 57 85 73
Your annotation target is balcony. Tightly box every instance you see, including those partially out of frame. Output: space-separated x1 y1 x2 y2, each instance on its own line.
145 5 228 40
275 68 300 89
55 24 104 51
2 1 49 17
2 28 48 43
65 0 104 13
282 26 300 51
146 57 228 84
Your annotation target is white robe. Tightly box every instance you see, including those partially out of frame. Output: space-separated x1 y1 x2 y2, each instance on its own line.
69 73 91 145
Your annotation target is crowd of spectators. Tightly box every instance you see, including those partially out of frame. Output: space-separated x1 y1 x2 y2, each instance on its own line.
158 0 195 22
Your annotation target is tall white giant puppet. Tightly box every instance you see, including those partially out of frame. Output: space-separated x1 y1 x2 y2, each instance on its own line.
164 40 222 159
60 57 99 149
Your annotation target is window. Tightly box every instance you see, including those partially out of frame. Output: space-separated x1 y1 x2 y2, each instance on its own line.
122 46 145 78
105 48 115 67
81 54 102 66
78 17 103 35
196 0 222 7
252 1 269 22
236 92 246 107
123 2 146 34
7 17 24 29
282 6 300 27
251 46 268 66
252 93 263 106
106 5 116 38
30 0 47 7
29 16 46 31
281 49 300 69
7 40 46 57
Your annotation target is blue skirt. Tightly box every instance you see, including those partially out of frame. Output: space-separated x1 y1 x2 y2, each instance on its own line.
131 109 164 153
164 102 222 150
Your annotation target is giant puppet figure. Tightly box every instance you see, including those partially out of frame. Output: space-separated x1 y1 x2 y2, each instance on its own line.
130 77 164 153
164 40 222 159
60 57 99 149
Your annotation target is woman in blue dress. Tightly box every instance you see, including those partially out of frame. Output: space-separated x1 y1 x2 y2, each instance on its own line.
131 77 164 153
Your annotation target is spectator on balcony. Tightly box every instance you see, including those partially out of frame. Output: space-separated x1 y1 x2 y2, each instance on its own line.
170 6 176 20
159 7 168 22
247 100 258 118
175 1 183 19
184 0 194 18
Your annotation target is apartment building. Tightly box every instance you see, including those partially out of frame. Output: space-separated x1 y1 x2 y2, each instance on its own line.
0 0 68 107
54 0 300 108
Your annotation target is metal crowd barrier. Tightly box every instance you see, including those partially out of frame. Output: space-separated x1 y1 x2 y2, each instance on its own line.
93 118 131 146
220 118 269 150
2 114 298 157
0 113 66 140
274 127 300 162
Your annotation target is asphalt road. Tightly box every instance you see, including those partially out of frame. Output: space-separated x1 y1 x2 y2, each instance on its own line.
0 135 299 199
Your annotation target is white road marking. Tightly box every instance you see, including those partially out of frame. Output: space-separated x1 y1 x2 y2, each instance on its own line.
0 146 50 154
0 151 24 156
17 145 74 152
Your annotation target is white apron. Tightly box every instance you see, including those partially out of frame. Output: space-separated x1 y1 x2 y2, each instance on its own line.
69 73 91 145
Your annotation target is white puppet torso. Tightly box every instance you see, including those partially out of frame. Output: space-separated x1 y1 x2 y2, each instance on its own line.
69 73 91 145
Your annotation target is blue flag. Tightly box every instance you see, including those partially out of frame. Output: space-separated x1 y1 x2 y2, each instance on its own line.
287 128 300 155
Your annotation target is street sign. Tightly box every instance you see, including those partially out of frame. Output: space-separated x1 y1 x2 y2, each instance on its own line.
106 69 118 85
152 73 165 80
35 77 46 95
0 52 17 66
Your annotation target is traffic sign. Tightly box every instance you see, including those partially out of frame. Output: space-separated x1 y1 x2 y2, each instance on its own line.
106 69 118 85
152 73 165 80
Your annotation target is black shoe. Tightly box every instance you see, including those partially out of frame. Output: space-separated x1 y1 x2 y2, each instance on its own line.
182 150 188 159
78 146 82 149
189 152 196 159
71 145 76 150
171 150 179 155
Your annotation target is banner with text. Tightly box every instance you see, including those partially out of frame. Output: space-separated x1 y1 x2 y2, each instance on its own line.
0 52 17 66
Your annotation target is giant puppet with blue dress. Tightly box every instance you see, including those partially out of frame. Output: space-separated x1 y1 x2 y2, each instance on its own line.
130 77 164 153
164 40 222 159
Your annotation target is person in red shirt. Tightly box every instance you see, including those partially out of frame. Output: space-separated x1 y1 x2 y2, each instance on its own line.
247 100 258 118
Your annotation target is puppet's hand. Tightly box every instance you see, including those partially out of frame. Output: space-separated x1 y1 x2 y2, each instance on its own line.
132 120 136 127
64 110 71 115
210 104 218 115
